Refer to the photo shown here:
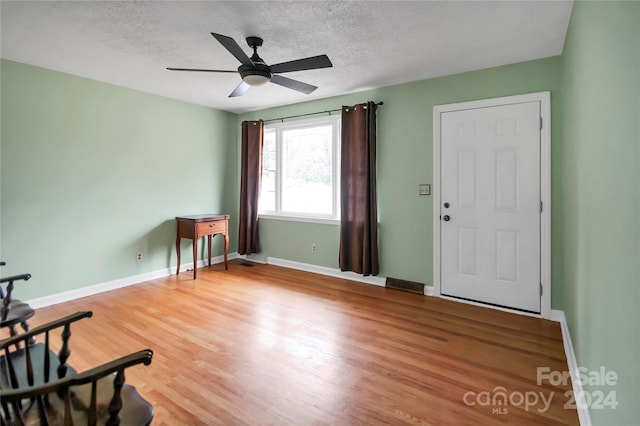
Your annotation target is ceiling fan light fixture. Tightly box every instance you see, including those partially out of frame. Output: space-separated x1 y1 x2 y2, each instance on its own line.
240 66 272 87
242 73 271 87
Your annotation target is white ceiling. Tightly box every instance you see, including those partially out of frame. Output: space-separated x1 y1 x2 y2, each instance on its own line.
0 1 573 114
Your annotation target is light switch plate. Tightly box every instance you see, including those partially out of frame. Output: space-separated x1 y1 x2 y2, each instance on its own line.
419 184 431 195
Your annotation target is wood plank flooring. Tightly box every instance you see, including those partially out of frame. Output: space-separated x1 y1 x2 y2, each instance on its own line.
21 260 579 425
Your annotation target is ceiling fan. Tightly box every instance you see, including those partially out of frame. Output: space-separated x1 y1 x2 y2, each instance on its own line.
167 33 333 98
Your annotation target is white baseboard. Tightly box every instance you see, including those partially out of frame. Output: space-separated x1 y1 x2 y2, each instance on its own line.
29 254 423 309
550 310 591 426
242 256 438 297
238 253 269 264
26 253 238 309
238 254 387 287
27 253 386 308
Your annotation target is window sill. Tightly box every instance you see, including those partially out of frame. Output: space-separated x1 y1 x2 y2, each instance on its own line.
258 214 339 226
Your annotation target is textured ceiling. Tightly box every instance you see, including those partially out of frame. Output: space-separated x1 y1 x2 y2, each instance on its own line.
0 1 573 114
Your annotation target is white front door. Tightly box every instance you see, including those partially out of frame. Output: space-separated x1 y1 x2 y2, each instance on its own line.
439 101 542 312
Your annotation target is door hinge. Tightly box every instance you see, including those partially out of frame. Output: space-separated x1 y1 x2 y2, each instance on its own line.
540 283 543 296
540 200 543 213
540 117 543 129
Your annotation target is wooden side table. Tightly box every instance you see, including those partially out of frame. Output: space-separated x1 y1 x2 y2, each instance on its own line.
175 214 229 279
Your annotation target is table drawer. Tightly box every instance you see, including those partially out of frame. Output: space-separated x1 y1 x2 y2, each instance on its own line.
196 220 226 236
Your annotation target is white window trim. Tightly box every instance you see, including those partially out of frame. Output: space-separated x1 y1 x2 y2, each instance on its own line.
258 214 340 226
259 114 341 222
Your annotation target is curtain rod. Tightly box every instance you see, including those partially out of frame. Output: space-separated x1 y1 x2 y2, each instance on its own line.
262 101 383 124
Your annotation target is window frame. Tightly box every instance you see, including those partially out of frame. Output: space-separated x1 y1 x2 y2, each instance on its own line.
259 114 341 224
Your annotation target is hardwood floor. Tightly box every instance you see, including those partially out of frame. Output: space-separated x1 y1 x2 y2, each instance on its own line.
23 260 578 425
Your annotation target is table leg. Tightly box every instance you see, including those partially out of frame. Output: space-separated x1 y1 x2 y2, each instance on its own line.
207 234 212 267
192 237 198 280
176 236 181 275
224 233 229 270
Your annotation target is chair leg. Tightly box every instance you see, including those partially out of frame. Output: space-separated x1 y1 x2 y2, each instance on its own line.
20 320 36 346
8 324 23 350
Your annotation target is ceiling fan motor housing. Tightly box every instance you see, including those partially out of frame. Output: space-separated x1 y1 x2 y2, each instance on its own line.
246 36 263 49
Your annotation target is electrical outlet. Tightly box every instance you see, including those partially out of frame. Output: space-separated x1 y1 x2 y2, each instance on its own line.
311 243 317 254
136 252 143 262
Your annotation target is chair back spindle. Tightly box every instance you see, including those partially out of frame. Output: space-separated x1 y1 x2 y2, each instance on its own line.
106 369 126 426
57 323 72 381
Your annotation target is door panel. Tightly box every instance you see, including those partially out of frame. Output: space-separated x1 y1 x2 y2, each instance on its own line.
457 151 478 208
458 228 478 276
495 148 518 210
440 102 541 312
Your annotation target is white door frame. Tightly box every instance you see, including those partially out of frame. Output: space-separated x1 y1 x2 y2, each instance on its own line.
432 92 551 319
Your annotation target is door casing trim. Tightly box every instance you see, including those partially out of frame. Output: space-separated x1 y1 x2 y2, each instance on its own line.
432 91 551 319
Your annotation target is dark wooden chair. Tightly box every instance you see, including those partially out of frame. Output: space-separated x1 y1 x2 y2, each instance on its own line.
0 262 36 344
0 311 154 426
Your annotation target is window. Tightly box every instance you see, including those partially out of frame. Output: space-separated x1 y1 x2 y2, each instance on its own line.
259 115 341 222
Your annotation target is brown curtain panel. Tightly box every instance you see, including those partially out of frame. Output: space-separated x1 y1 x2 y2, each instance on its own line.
238 120 264 255
339 101 379 276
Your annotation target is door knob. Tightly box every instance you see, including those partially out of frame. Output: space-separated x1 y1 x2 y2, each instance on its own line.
444 202 450 208
443 215 450 221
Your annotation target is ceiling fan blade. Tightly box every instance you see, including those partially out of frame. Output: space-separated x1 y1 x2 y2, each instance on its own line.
229 81 250 98
270 55 333 74
270 74 317 95
211 33 254 67
167 67 237 73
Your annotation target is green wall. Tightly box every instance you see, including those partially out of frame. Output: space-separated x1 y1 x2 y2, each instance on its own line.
0 59 235 299
238 57 563 303
559 1 640 424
